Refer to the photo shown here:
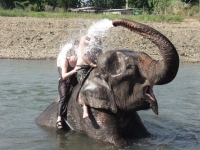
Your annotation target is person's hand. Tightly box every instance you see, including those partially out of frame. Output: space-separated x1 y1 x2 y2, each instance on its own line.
74 66 81 72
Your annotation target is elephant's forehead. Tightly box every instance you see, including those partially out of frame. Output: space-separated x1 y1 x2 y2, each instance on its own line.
122 51 140 61
122 50 136 56
98 50 137 67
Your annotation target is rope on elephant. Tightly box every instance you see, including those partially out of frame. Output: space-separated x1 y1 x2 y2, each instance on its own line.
76 66 94 103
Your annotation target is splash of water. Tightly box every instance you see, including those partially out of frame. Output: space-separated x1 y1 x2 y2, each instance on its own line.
87 19 113 37
58 40 79 59
59 19 114 63
80 19 114 61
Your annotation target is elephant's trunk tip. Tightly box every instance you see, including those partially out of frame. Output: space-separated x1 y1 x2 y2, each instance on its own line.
112 19 126 27
112 20 118 27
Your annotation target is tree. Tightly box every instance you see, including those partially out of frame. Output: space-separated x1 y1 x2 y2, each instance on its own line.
147 0 171 14
129 0 153 12
57 0 81 10
13 0 29 9
181 0 199 5
107 0 126 8
29 0 45 11
46 0 58 11
0 0 15 9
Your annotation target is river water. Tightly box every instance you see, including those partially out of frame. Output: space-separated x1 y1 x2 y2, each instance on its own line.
0 59 200 150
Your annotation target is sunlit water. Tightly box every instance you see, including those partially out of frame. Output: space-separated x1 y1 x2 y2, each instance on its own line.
0 59 200 150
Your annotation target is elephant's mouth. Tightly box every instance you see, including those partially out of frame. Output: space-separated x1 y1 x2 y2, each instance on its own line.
144 86 158 115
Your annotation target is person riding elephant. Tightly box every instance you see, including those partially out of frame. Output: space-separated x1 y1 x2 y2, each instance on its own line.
76 34 103 118
56 35 103 129
36 19 179 148
56 40 80 129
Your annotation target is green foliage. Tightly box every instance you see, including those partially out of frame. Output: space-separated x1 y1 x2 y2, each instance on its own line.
0 8 26 16
176 4 200 16
148 0 171 14
45 0 58 11
181 0 199 5
0 7 184 23
188 5 199 16
0 0 199 17
106 0 126 9
29 0 46 11
129 14 183 22
13 1 29 9
129 0 153 12
57 0 81 10
82 0 126 9
28 3 37 11
0 0 15 9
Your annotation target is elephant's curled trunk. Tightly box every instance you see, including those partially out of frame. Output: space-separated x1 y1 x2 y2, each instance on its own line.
113 19 179 85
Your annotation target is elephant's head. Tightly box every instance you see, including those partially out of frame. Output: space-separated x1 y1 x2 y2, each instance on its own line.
78 19 179 115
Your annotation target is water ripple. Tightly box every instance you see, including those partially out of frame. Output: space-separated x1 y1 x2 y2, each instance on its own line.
0 60 200 150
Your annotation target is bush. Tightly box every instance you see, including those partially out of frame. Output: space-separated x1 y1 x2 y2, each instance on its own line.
188 5 199 16
28 4 38 11
0 8 25 17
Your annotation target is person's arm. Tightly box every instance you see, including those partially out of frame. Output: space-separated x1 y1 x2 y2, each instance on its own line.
60 59 78 80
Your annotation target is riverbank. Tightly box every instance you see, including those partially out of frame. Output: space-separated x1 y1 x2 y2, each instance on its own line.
1 17 200 62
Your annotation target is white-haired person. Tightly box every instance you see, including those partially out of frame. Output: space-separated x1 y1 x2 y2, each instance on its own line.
56 40 80 129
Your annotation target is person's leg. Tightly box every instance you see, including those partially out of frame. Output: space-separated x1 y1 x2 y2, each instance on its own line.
57 79 69 129
83 104 89 119
76 67 91 119
57 80 64 129
78 94 89 119
56 116 63 129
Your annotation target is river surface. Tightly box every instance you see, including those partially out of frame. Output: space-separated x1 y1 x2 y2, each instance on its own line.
0 59 200 150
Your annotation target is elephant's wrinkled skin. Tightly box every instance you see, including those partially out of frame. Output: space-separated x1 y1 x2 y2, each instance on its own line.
35 19 179 148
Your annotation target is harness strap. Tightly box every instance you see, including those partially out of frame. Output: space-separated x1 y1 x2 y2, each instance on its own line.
76 66 94 103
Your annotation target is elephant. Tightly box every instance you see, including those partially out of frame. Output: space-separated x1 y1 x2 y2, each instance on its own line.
35 19 179 148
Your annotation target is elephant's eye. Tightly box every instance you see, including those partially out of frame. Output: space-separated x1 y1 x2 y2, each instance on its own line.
127 65 135 70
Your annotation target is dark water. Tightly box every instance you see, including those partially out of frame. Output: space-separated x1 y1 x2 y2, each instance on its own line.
0 59 199 150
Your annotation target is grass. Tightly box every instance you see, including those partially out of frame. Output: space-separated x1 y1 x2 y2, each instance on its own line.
0 8 184 23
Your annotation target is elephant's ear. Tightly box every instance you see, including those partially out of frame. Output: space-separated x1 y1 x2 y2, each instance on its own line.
78 76 117 113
